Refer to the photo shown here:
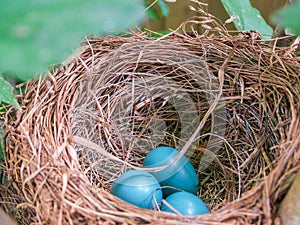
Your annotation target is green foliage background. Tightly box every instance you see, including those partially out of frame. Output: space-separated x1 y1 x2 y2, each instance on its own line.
271 1 300 35
0 0 145 81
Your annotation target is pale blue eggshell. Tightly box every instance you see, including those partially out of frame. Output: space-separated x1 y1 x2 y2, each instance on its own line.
161 192 209 216
143 146 199 196
111 170 162 209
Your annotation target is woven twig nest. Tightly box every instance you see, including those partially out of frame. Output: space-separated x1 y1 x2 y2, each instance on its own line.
2 12 300 225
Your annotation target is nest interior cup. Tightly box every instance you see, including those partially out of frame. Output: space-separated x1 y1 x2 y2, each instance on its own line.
71 40 222 189
2 16 300 225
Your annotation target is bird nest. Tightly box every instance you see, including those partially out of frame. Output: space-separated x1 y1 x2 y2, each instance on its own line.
1 12 300 225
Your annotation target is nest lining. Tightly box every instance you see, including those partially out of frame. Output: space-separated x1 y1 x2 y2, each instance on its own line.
71 40 223 191
1 12 300 225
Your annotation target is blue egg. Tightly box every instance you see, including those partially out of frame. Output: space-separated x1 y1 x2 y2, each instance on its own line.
143 146 199 196
111 170 162 209
161 192 209 216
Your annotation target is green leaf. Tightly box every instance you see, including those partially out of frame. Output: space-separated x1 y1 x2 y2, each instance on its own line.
0 120 4 162
221 0 273 40
157 0 169 17
0 113 8 185
148 30 172 37
0 0 145 81
0 77 19 108
271 2 300 35
0 146 3 161
145 3 160 20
